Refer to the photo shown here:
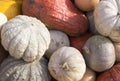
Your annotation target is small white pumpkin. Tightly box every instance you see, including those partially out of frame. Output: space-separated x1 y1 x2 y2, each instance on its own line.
94 0 120 42
45 30 70 59
1 15 50 62
0 13 7 29
48 46 86 81
0 56 51 81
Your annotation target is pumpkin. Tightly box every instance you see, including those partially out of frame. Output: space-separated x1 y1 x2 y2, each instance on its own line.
83 35 115 72
22 0 88 36
86 11 98 34
0 13 7 29
97 63 120 81
94 0 120 42
0 56 51 81
80 67 96 81
45 30 70 59
0 0 23 20
114 42 120 62
1 15 50 62
75 0 99 11
70 32 93 53
48 46 86 81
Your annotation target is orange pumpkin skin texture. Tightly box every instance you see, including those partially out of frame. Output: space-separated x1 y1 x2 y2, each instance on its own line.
70 32 93 52
22 0 88 36
97 63 120 81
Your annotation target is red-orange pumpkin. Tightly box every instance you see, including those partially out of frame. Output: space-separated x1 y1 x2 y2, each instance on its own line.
70 32 93 52
22 0 88 36
97 63 120 81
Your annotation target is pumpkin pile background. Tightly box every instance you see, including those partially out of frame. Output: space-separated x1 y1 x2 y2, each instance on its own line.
0 0 120 81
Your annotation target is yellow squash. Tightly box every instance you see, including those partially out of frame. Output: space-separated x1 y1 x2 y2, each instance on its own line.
0 0 23 20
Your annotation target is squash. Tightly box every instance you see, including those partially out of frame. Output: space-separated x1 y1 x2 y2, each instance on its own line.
45 30 70 59
114 42 120 62
83 35 115 72
97 63 120 81
70 32 93 53
75 0 99 11
94 0 120 42
1 15 50 62
0 0 23 20
0 13 7 29
80 67 96 81
86 11 98 34
22 0 88 36
0 56 51 81
48 46 86 81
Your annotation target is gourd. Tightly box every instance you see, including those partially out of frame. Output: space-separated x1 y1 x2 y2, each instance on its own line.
70 32 93 52
75 0 99 11
80 67 96 81
0 56 51 81
114 42 120 62
22 0 88 36
0 13 7 29
45 30 70 59
48 46 86 81
1 15 50 62
83 35 115 72
97 63 120 81
0 0 23 20
94 0 120 42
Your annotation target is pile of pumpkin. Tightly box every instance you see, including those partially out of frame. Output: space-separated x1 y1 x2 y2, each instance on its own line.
0 0 120 81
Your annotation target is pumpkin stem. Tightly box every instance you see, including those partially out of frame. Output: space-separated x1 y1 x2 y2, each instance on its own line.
60 62 69 71
83 46 91 55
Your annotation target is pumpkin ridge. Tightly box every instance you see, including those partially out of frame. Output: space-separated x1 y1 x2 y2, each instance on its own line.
109 69 116 81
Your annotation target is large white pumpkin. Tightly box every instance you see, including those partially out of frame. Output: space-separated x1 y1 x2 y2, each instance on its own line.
1 15 50 62
48 46 86 81
94 0 120 42
0 56 51 81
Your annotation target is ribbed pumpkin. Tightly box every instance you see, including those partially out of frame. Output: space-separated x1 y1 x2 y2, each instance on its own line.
1 15 50 62
83 35 115 72
70 32 93 53
48 46 86 81
0 0 23 20
0 56 51 81
94 0 120 42
22 0 88 36
97 63 120 81
45 30 70 59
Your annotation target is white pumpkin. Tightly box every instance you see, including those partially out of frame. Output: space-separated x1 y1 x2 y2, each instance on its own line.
1 15 50 62
45 30 70 59
0 56 51 81
0 13 7 29
48 46 86 81
94 0 120 42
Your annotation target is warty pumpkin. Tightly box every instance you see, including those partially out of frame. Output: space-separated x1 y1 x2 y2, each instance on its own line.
22 0 88 36
48 46 86 81
1 15 50 62
97 63 120 81
0 0 23 20
83 35 115 72
94 0 120 42
45 30 70 59
0 56 51 81
0 13 7 29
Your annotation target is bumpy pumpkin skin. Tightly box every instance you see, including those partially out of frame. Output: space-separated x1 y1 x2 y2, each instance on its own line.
48 46 86 81
97 63 120 81
0 56 51 81
94 0 120 42
22 0 88 36
45 30 70 59
83 35 115 72
0 0 23 20
1 15 50 62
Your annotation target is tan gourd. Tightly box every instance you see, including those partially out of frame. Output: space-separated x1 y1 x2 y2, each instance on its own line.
0 13 7 29
48 46 86 81
1 15 50 62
